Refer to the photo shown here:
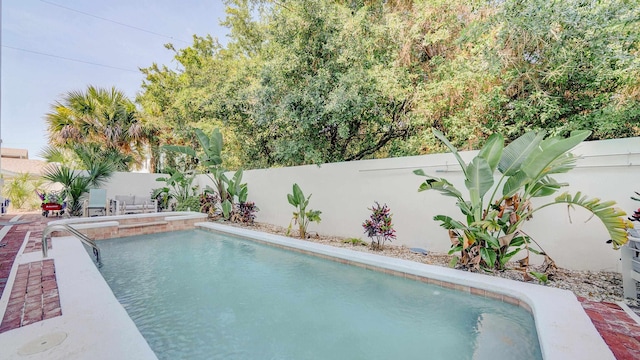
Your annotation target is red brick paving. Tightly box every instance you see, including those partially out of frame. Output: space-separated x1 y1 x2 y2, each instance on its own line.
579 297 640 360
0 214 61 333
0 215 30 297
1 214 50 297
0 259 61 333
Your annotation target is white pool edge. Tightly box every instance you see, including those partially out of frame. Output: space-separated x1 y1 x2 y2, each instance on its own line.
0 235 157 360
197 222 615 360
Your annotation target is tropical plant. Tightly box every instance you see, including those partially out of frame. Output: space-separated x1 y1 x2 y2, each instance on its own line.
155 168 197 211
286 183 322 239
221 169 248 219
151 187 172 211
175 196 200 212
163 128 251 220
362 202 396 250
2 173 36 210
42 162 113 216
232 201 259 224
414 129 631 276
163 128 225 190
199 192 219 218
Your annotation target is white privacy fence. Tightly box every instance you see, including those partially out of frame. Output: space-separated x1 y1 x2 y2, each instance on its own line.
106 137 640 272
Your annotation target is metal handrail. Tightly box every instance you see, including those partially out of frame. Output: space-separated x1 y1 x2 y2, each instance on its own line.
42 224 101 264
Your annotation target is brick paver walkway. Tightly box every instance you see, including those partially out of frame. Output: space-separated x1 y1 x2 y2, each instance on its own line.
580 297 640 360
0 259 61 333
0 214 61 334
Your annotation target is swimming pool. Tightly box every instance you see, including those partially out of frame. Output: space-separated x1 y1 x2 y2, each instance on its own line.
0 214 615 359
98 229 541 359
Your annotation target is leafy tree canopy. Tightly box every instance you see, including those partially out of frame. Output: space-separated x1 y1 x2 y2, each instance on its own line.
136 0 640 170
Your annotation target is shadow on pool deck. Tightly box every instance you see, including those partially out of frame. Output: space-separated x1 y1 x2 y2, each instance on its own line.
0 212 639 358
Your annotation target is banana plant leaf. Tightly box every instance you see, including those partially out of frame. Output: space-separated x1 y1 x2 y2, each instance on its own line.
414 171 464 200
554 191 631 248
477 133 504 172
433 129 468 177
465 157 493 220
522 130 590 180
498 131 546 176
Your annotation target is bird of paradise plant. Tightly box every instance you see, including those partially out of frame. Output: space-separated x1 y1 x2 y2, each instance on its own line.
415 129 631 279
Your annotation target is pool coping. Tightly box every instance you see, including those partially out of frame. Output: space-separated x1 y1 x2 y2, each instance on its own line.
197 222 615 360
0 231 157 359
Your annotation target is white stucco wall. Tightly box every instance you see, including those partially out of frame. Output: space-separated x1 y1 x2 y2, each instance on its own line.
106 137 640 272
102 172 167 200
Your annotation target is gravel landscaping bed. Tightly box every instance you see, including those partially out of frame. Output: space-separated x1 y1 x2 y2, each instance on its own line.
230 221 633 305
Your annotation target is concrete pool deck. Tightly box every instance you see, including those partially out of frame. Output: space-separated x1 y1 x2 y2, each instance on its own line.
0 213 638 359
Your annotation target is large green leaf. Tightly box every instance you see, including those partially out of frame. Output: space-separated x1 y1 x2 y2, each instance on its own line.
478 133 504 172
417 177 463 200
522 130 590 180
554 191 631 248
194 128 210 153
502 170 529 197
292 183 305 204
475 231 500 249
498 131 546 176
466 157 494 198
222 199 232 219
545 153 579 175
480 247 497 268
211 128 223 158
238 186 248 203
527 176 568 197
433 215 467 229
465 157 493 220
500 248 522 267
433 129 467 177
456 200 473 217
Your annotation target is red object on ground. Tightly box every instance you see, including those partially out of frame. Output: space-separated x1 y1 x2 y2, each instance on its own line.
41 203 63 211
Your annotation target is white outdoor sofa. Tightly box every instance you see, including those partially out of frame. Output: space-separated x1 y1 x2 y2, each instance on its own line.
112 195 158 215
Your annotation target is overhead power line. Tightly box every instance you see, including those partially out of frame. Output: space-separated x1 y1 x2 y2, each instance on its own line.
2 45 140 73
39 0 191 44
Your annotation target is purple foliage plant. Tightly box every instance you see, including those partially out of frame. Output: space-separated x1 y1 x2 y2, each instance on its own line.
362 202 396 250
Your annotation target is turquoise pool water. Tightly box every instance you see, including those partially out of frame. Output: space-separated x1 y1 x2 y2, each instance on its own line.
97 230 542 360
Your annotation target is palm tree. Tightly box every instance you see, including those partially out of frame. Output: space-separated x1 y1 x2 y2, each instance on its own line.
41 145 134 172
45 86 150 171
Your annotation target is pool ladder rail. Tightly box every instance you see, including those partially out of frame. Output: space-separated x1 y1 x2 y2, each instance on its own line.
42 224 101 265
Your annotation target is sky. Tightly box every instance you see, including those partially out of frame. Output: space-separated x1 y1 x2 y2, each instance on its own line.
1 0 230 160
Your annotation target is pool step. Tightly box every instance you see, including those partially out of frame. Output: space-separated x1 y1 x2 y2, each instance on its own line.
118 221 168 229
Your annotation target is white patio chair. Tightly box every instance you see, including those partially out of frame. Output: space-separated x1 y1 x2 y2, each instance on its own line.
622 227 640 300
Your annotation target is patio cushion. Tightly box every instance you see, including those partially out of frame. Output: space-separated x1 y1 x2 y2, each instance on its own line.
134 196 151 205
116 195 135 205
